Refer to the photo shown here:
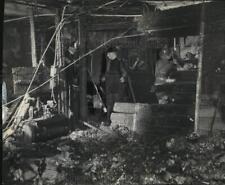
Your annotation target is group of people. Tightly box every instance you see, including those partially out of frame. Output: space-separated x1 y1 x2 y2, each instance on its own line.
63 43 198 125
100 45 177 124
101 44 201 123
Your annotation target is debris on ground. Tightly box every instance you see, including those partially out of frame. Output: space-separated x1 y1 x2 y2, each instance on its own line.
2 126 225 185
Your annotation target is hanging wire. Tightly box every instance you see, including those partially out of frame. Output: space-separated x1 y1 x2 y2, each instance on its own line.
51 5 69 104
3 0 121 107
3 19 65 134
3 1 146 140
4 18 65 107
2 32 145 109
3 32 146 140
95 0 120 10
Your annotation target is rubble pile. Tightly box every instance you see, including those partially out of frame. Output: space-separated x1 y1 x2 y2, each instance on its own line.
3 126 225 185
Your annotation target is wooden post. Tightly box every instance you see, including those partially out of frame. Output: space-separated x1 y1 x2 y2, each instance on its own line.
40 33 45 63
29 8 37 67
55 9 62 113
79 16 88 121
55 8 67 115
194 1 206 133
61 25 68 116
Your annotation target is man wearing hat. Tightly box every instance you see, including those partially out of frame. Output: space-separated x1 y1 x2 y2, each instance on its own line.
101 46 127 125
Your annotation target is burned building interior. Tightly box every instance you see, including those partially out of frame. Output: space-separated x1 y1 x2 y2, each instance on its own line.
2 0 225 184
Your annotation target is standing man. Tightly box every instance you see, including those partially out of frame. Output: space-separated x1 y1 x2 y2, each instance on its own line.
101 46 127 125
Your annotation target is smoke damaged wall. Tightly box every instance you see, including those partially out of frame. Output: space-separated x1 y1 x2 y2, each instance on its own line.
3 21 32 100
3 21 32 67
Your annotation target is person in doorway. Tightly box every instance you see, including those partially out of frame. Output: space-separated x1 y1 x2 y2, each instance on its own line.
101 46 127 125
154 46 177 104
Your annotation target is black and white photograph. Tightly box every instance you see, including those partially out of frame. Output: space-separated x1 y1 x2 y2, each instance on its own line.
2 0 225 185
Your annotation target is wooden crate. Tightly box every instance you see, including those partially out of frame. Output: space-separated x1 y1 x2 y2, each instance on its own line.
111 103 152 134
111 102 194 135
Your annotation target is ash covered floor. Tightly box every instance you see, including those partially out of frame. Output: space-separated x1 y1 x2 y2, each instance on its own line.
3 126 225 185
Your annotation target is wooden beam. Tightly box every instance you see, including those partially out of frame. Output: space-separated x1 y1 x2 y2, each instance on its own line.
56 8 68 117
4 2 50 16
29 9 37 67
145 1 212 10
4 14 56 23
194 1 206 134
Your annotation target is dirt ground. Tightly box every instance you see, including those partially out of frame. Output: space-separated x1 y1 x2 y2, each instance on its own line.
2 125 225 185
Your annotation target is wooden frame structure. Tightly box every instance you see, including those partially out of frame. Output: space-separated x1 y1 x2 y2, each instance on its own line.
3 0 225 135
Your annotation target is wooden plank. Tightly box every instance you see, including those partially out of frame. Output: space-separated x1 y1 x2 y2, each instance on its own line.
29 8 37 67
194 2 206 133
55 9 62 113
113 103 152 114
4 2 50 16
55 9 68 116
113 102 138 113
151 1 211 10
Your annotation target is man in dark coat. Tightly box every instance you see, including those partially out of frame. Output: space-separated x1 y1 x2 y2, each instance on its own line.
101 46 127 124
